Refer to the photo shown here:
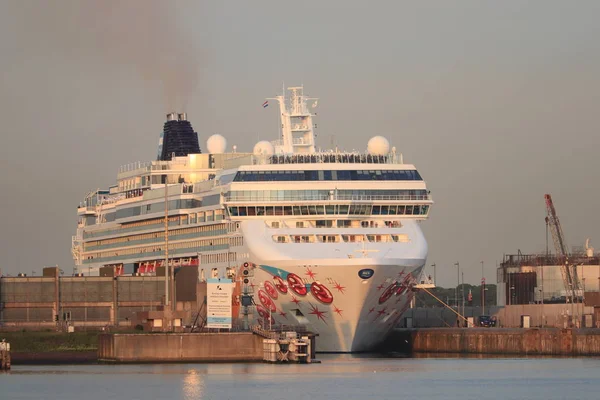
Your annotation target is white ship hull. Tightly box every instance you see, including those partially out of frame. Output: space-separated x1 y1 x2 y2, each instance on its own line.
235 219 427 352
240 262 423 352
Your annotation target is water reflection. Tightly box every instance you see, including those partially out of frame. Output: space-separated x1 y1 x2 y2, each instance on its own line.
183 369 204 400
4 357 600 400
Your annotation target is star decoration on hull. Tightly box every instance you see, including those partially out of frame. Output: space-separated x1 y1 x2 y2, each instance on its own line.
368 307 376 314
308 302 328 324
375 307 387 320
279 311 287 319
333 306 343 316
333 281 346 294
291 296 301 305
305 267 317 280
376 283 385 291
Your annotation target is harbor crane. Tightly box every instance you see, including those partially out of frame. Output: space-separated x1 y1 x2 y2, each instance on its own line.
544 194 581 303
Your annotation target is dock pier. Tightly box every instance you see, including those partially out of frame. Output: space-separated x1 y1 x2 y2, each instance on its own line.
98 328 318 364
385 328 600 356
251 325 315 363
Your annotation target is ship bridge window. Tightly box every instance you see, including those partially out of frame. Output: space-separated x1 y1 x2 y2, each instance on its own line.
337 220 351 228
233 169 422 182
226 204 429 218
227 189 428 202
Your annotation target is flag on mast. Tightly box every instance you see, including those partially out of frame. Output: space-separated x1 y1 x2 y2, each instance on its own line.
262 100 269 108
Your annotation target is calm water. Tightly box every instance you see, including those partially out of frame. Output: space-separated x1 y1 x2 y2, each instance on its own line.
2 354 599 400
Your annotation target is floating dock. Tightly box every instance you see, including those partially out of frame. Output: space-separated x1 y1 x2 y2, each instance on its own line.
98 328 317 363
98 332 264 363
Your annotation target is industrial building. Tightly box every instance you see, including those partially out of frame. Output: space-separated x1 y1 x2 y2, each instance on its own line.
497 252 600 305
0 266 204 331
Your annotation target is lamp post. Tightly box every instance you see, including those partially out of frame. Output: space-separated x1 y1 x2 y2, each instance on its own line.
454 262 460 309
481 261 485 315
431 263 436 285
582 276 586 326
461 271 465 320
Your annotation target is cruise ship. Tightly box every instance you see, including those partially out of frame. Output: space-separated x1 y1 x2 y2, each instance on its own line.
72 86 433 352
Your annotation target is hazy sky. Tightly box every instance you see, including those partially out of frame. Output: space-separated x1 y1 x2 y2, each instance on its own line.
1 1 599 286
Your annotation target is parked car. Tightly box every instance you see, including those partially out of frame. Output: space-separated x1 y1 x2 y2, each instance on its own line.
478 315 496 327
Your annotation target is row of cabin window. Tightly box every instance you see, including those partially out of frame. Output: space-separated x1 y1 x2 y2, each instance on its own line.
86 221 229 249
85 237 230 260
270 220 401 229
233 169 422 182
273 234 409 243
228 204 429 217
85 211 225 240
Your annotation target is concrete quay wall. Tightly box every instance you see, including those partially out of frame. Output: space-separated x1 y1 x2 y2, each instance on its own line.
391 328 600 356
98 332 264 362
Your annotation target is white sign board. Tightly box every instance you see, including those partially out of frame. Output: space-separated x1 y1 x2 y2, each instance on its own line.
206 278 232 328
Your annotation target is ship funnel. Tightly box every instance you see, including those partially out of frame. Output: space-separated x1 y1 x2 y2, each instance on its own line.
159 113 201 161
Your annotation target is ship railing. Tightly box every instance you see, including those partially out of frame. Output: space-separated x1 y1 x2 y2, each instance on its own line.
225 194 432 202
149 159 190 171
192 180 216 193
118 161 152 174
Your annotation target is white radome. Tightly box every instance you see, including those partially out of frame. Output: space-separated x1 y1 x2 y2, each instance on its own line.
253 140 275 156
207 134 227 154
367 136 390 155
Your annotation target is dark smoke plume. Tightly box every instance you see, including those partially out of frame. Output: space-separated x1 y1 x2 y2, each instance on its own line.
11 0 203 111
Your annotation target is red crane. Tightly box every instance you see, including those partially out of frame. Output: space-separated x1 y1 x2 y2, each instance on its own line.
544 194 580 302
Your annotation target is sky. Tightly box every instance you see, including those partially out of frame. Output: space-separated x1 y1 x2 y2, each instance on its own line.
0 1 599 286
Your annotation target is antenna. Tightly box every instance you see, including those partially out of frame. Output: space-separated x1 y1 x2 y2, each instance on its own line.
586 238 594 257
